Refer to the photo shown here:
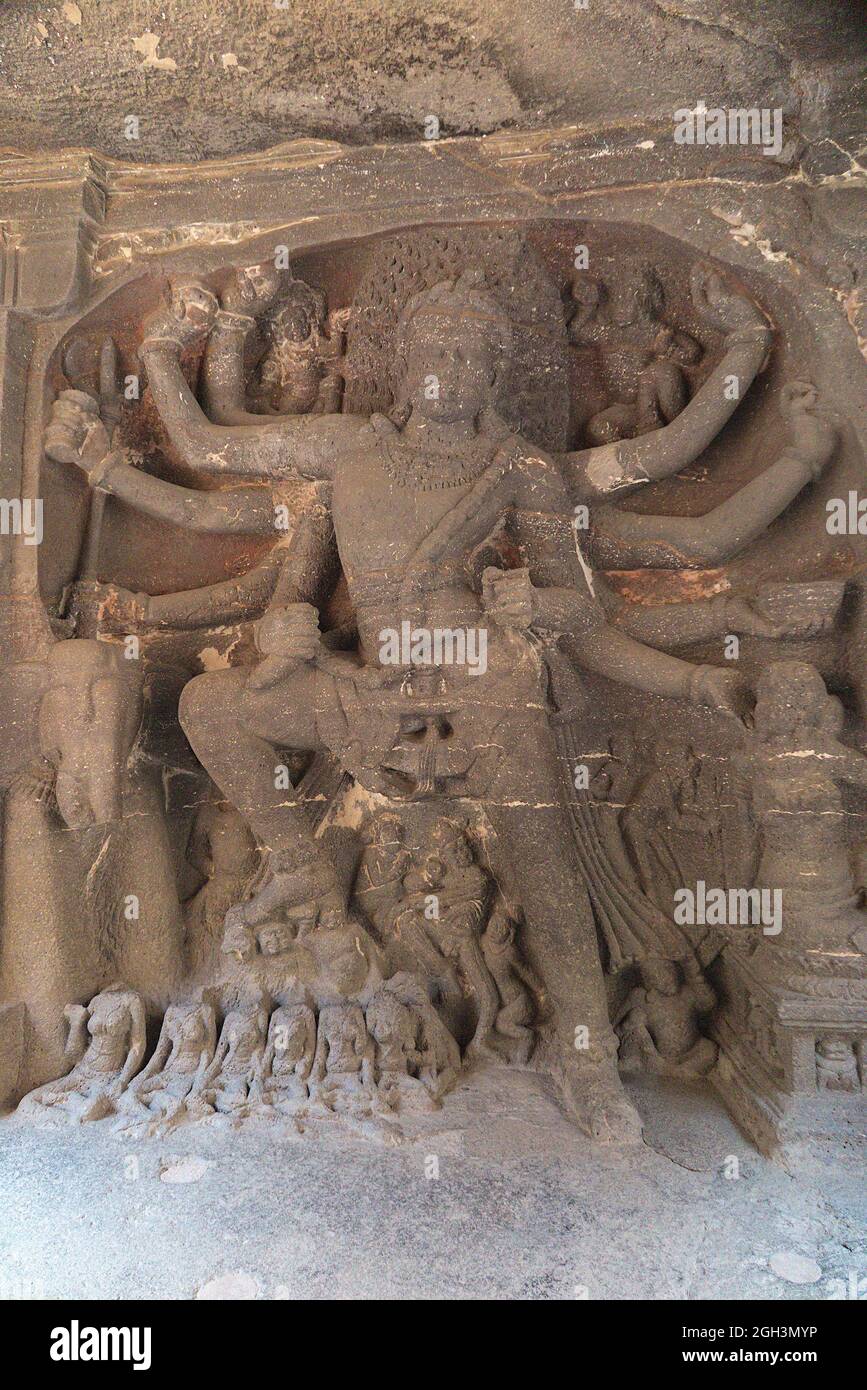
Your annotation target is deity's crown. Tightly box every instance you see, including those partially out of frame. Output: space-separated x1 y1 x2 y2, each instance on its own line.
397 268 512 356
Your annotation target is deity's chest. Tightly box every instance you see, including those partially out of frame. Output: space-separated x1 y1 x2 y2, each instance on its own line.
332 442 475 582
603 339 656 393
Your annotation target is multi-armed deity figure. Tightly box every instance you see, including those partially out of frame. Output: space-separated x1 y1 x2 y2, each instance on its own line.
43 254 838 1141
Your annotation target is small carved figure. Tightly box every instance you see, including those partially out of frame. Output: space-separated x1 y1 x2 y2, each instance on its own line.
255 1001 317 1114
354 812 413 937
400 819 501 1056
199 1003 269 1118
480 902 539 1064
20 986 146 1122
309 1003 375 1115
815 1037 861 1093
202 265 347 423
183 803 260 981
569 255 702 445
413 993 462 1101
618 956 718 1078
620 743 724 912
118 997 217 1133
366 988 436 1112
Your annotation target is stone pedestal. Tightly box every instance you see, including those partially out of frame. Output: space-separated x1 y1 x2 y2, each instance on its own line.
713 947 867 1160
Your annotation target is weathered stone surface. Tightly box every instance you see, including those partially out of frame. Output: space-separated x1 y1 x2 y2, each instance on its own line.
0 1 864 161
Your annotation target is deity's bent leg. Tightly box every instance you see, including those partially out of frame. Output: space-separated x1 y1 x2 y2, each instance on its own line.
482 714 642 1143
178 665 327 870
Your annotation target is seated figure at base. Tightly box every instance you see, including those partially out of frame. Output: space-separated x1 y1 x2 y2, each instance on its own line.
254 999 317 1116
20 986 145 1124
199 1002 269 1118
117 997 217 1134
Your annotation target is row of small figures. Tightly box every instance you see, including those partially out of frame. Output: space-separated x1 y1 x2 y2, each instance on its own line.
19 978 461 1136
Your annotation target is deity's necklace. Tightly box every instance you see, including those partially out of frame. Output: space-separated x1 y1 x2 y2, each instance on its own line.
376 419 500 491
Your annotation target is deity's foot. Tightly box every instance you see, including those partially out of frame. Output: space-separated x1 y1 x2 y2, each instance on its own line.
71 1092 116 1125
557 1057 643 1145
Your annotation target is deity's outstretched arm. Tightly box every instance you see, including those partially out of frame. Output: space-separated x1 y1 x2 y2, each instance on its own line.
574 624 740 710
595 579 783 648
153 563 280 629
45 383 278 534
483 558 745 717
97 451 277 534
140 292 359 482
587 382 837 570
96 497 338 633
562 267 772 502
145 515 337 629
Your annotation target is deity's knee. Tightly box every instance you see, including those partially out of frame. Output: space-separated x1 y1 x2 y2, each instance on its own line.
178 668 245 751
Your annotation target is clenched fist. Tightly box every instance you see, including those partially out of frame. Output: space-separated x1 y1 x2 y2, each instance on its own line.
482 566 536 630
779 381 837 479
140 281 218 354
247 602 322 690
43 390 110 475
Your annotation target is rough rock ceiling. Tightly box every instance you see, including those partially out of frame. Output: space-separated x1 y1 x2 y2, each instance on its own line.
0 0 863 163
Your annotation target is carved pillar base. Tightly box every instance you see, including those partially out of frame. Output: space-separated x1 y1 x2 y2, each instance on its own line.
712 949 867 1161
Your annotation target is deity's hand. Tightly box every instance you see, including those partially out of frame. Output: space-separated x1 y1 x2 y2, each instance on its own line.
687 664 750 722
221 263 285 320
248 604 322 690
44 390 111 475
68 582 150 634
481 566 535 630
779 382 837 478
689 264 768 338
140 280 218 354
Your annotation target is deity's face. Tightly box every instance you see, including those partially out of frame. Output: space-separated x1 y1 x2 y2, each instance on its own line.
402 315 498 424
257 923 293 957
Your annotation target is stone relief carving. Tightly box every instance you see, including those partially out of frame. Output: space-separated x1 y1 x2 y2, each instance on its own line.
568 254 704 446
19 986 146 1124
2 212 863 1161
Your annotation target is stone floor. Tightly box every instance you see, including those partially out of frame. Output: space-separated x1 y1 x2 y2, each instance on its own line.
0 1067 863 1301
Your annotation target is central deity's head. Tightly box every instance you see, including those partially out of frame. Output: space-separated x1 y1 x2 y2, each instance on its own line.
394 269 512 426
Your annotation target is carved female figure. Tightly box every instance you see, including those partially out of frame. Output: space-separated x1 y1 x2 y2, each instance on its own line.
366 989 436 1112
200 1003 269 1118
117 998 217 1133
20 986 146 1123
309 1003 375 1115
255 1002 317 1114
